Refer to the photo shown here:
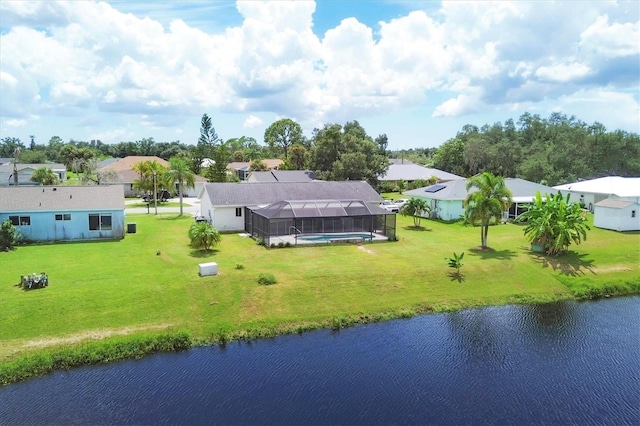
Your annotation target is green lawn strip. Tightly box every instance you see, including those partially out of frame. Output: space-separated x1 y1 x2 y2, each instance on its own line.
1 211 638 384
125 202 189 208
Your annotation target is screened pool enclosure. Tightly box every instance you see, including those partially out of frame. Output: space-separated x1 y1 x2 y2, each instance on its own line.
245 200 396 246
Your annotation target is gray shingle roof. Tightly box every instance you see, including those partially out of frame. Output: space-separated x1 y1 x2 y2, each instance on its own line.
248 170 316 183
0 185 125 212
201 181 382 206
404 177 557 201
379 164 463 181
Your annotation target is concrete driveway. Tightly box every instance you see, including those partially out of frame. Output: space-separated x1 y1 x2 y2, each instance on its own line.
125 197 201 216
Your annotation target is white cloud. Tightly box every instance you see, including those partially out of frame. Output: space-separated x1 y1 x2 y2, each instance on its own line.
580 15 640 58
432 94 482 117
243 115 263 129
6 119 28 127
535 63 592 83
0 0 637 142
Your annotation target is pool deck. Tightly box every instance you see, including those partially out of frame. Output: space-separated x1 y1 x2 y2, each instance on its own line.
268 232 388 246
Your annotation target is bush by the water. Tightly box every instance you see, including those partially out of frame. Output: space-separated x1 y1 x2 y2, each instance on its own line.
258 273 277 285
0 332 192 385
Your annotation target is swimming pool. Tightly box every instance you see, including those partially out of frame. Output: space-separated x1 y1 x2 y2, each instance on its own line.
297 233 374 242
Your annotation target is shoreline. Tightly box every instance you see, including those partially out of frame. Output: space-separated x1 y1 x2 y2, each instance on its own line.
2 287 637 387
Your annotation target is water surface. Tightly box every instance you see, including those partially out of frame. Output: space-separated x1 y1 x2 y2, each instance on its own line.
2 297 639 425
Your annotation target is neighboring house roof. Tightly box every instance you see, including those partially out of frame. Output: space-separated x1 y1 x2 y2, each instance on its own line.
109 169 207 184
405 177 556 202
227 159 284 171
0 185 125 212
200 181 383 206
379 164 463 182
504 178 558 201
554 176 640 198
0 163 66 172
97 158 120 168
594 199 637 209
99 156 169 172
248 170 317 183
405 179 469 200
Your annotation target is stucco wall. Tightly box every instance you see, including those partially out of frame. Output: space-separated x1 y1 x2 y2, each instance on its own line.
212 206 245 232
1 210 125 242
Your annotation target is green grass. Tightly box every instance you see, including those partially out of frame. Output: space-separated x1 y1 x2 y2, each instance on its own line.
125 202 189 208
1 211 638 383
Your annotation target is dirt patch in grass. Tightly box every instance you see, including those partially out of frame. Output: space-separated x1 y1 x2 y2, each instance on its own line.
593 265 633 273
357 245 376 255
23 323 174 350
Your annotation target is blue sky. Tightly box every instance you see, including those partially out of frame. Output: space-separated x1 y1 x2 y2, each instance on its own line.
1 1 638 150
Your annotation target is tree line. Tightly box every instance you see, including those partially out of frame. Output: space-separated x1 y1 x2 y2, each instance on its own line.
392 112 640 186
2 111 638 188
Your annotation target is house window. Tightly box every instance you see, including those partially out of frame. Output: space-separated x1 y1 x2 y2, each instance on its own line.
89 213 112 231
9 215 30 226
55 214 71 221
235 208 242 217
632 210 636 218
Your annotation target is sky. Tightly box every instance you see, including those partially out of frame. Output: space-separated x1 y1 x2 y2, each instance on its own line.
0 0 638 150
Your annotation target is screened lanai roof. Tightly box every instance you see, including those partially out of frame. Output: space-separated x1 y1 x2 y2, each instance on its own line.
251 199 387 219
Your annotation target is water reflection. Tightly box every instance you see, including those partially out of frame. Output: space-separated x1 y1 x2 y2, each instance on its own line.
2 297 639 425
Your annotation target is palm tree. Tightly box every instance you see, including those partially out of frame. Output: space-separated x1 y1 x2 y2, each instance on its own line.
30 167 59 185
400 198 432 227
165 157 195 216
132 160 165 204
464 172 513 249
188 222 221 251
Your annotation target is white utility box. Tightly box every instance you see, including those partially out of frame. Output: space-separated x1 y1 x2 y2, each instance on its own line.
199 262 218 276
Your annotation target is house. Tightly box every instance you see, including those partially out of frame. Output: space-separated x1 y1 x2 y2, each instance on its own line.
554 176 640 212
404 178 557 221
98 156 207 197
198 181 384 232
247 170 317 183
0 185 126 242
227 159 284 181
0 163 67 186
404 179 468 221
379 163 463 186
593 198 640 232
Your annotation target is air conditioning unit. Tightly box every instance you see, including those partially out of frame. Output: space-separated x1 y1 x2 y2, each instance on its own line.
198 262 218 276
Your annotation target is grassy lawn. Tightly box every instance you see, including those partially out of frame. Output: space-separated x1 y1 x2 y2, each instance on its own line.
125 201 189 208
1 212 638 366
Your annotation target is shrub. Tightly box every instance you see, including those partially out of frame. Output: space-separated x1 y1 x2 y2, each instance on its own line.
0 219 22 251
270 243 276 248
258 273 277 285
284 241 291 247
277 241 285 248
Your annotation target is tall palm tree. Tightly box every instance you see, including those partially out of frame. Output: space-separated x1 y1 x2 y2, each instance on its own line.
464 172 513 249
165 157 195 216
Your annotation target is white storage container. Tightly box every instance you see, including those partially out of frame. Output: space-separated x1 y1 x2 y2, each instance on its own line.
199 262 218 276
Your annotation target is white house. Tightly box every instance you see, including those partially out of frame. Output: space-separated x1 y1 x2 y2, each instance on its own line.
198 181 383 232
593 198 640 232
554 176 640 211
0 163 67 186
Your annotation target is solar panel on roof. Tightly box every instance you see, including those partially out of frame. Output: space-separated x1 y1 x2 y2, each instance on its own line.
425 184 446 193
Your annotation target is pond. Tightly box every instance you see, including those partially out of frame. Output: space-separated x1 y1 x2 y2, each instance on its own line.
2 297 639 425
